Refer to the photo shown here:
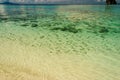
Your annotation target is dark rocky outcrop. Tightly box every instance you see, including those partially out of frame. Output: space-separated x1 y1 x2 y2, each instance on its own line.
106 0 117 5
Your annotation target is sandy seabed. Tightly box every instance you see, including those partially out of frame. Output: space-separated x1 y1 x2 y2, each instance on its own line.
0 21 120 80
0 5 120 80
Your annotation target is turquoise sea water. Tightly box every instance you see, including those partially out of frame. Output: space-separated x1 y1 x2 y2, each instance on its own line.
0 5 120 54
0 5 120 33
0 5 120 56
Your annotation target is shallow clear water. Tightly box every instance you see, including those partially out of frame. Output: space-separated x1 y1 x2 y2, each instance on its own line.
0 5 120 80
0 5 120 33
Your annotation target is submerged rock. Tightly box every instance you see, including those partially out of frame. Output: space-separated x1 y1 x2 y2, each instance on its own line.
31 23 38 27
61 27 79 33
1 18 8 20
21 23 29 27
99 27 109 33
52 27 81 33
106 0 117 5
